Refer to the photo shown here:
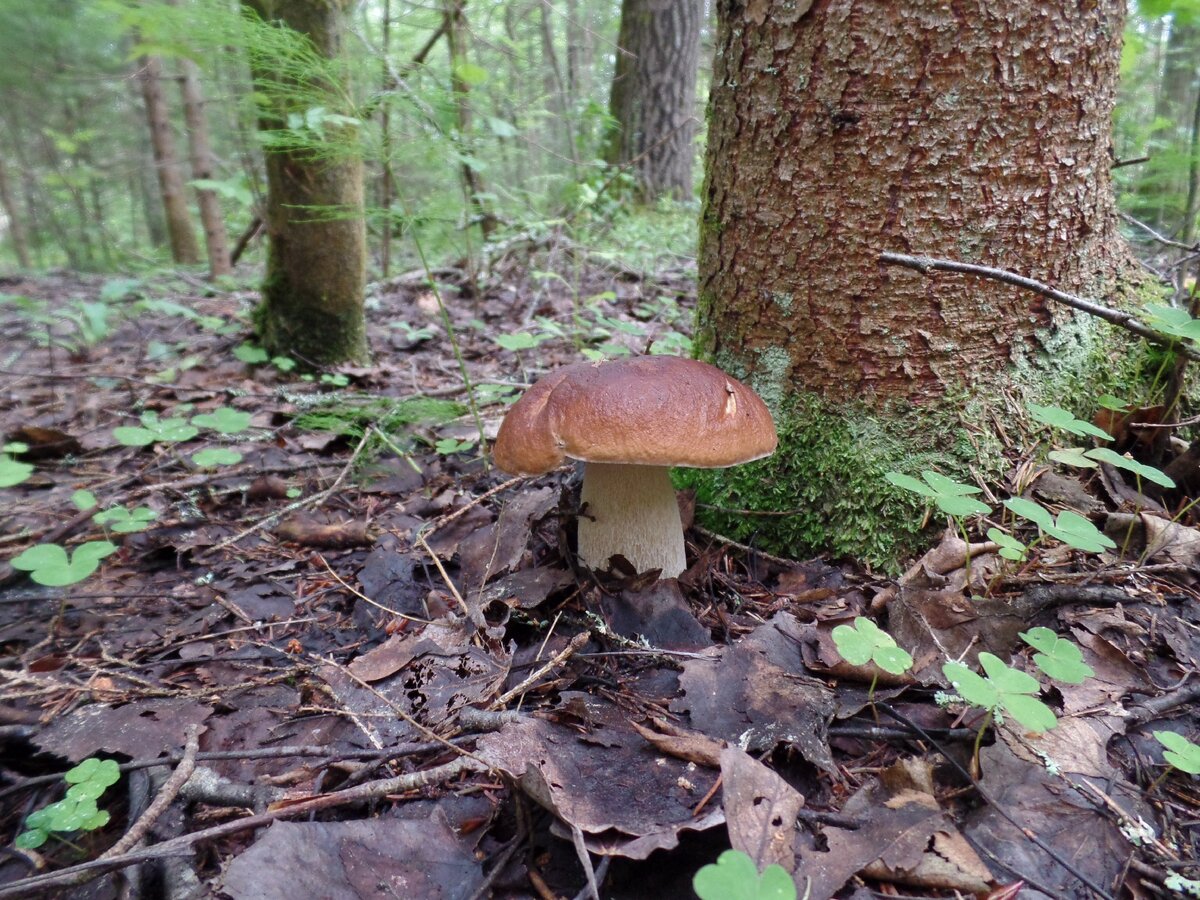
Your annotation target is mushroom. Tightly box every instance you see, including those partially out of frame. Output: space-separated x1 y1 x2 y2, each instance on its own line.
492 356 777 578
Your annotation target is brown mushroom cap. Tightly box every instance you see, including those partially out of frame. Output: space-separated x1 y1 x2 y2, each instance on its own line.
492 356 778 474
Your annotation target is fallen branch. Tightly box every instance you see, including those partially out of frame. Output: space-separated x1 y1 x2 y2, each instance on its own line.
0 756 486 899
878 251 1200 362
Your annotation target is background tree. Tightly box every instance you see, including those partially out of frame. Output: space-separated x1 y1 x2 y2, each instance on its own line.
605 0 702 200
138 54 202 266
693 0 1139 568
242 0 368 366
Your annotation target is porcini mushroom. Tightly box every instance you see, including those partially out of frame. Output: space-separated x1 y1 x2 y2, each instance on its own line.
492 356 777 578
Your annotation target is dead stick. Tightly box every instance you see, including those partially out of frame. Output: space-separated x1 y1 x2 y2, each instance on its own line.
879 251 1200 362
487 630 589 710
101 726 200 859
0 757 485 900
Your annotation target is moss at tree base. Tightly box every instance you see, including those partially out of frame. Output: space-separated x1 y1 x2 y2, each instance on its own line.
676 393 976 574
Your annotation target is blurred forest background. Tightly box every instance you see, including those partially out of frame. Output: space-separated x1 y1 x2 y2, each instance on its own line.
1 0 1197 283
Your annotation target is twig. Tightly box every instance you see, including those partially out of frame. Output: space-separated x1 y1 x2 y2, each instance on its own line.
1121 212 1200 253
101 725 201 859
316 553 432 625
0 756 485 900
414 531 474 620
879 251 1200 362
487 630 589 710
876 703 1116 900
203 427 373 556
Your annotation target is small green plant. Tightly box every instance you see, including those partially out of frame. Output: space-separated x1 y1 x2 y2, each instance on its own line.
192 447 244 468
434 437 476 455
190 406 252 434
0 448 33 487
16 757 120 850
319 372 349 387
942 652 1057 733
10 541 118 586
693 850 796 900
1026 403 1113 441
1142 303 1200 342
113 411 199 447
884 470 990 517
1003 498 1116 554
831 617 913 676
1020 627 1095 684
233 342 270 364
95 506 157 534
1081 448 1174 488
272 355 297 372
1153 731 1200 775
986 527 1028 561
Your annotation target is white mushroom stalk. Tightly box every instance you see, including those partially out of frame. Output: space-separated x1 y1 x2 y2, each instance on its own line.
578 462 686 578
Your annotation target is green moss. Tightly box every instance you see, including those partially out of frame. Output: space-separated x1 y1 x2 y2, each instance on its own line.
677 392 996 573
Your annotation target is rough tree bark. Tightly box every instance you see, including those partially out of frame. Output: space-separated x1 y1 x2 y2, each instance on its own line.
243 0 368 366
605 0 701 200
138 54 201 265
0 153 31 269
694 0 1139 569
169 9 232 278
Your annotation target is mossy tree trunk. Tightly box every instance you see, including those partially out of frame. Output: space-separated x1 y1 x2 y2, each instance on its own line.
605 0 702 201
243 0 368 367
695 0 1138 569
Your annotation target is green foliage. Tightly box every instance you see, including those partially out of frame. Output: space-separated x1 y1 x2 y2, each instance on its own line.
1081 448 1174 488
1026 403 1113 441
190 407 252 434
1153 731 1200 775
233 343 271 364
986 527 1028 562
94 505 157 534
1020 628 1095 684
1002 498 1116 554
0 453 33 488
434 437 476 455
10 541 118 586
113 411 200 447
831 617 913 675
693 850 796 900
192 448 243 468
16 757 120 850
884 470 991 517
942 652 1058 733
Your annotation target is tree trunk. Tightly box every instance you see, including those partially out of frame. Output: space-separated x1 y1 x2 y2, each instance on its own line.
138 54 201 265
379 0 394 278
605 0 701 200
445 0 497 238
0 153 31 269
243 0 368 366
171 28 232 277
694 0 1136 569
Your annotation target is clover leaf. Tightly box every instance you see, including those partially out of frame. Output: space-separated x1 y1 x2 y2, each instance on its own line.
832 617 913 675
1084 447 1175 488
0 454 33 488
10 541 117 586
233 342 270 363
94 505 157 533
113 411 199 447
885 470 991 517
986 527 1028 562
1026 403 1112 441
191 406 252 434
191 448 243 468
1019 627 1095 684
1143 303 1200 342
693 850 796 900
943 652 1057 733
1154 732 1200 775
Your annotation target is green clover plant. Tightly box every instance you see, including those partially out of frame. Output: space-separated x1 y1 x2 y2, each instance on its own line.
16 757 120 850
885 470 991 517
0 453 33 488
113 411 199 447
94 506 158 533
1153 732 1200 776
1020 627 1095 684
10 541 118 586
1026 403 1113 441
832 617 914 708
942 652 1057 734
190 407 252 434
233 342 270 364
192 448 244 468
693 850 796 900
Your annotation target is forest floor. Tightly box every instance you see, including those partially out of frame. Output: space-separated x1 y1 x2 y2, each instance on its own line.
0 249 1197 900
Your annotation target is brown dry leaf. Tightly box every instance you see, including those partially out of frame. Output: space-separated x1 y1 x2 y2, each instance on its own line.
476 693 725 859
673 614 836 773
9 424 82 459
456 486 557 590
219 811 483 900
630 717 724 768
720 746 803 873
34 698 213 761
999 717 1120 780
275 515 374 548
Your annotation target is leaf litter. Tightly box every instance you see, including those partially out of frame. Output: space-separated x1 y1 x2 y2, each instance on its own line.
0 266 1197 899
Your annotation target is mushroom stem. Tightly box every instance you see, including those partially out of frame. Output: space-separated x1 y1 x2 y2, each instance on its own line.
577 462 687 578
